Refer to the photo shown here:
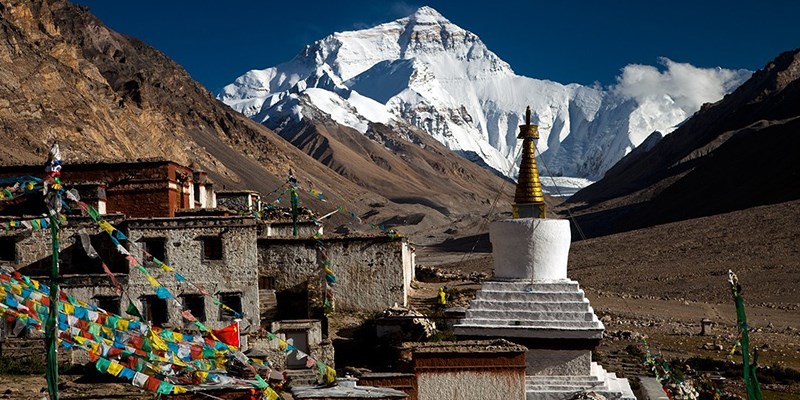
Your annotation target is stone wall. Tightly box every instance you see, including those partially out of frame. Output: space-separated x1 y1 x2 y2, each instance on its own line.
525 349 592 376
3 215 128 277
258 235 413 313
0 215 261 332
417 371 524 400
124 216 260 330
404 340 527 400
265 221 320 238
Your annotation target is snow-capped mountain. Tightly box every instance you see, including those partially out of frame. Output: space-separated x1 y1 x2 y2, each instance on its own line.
219 6 750 182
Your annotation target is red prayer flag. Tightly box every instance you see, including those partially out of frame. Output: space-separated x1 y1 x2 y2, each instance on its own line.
181 310 198 322
143 376 161 392
211 322 240 348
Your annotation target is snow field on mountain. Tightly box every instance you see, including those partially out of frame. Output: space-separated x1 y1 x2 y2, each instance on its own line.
219 6 750 185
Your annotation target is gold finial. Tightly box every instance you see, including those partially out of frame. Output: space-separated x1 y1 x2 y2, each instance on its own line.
513 106 546 218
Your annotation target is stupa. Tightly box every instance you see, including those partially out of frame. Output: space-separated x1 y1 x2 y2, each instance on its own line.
454 107 635 400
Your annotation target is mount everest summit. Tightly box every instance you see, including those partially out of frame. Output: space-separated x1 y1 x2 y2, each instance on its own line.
218 6 750 184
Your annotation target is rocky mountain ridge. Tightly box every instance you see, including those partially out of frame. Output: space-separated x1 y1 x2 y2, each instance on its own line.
564 48 800 238
0 0 511 232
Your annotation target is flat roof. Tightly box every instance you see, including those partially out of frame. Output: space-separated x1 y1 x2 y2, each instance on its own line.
400 339 527 354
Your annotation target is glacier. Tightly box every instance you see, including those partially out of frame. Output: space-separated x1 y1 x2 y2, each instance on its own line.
218 6 750 183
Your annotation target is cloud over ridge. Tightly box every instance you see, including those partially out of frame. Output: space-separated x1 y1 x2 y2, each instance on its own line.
611 57 751 112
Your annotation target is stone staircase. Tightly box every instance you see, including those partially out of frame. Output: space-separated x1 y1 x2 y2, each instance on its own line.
407 295 437 314
455 280 604 335
285 368 319 388
525 363 636 400
0 337 45 358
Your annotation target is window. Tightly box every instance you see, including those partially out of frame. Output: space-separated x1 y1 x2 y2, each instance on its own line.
0 237 15 262
219 292 242 320
201 237 223 261
258 276 276 290
70 242 101 272
140 296 168 326
142 238 167 264
94 296 120 315
181 294 206 322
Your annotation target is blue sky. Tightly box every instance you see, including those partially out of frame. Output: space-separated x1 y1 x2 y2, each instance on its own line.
74 0 800 94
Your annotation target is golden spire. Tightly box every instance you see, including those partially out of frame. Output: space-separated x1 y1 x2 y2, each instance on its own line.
513 106 546 218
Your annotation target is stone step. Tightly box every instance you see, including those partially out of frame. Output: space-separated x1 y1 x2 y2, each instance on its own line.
285 369 319 388
526 389 625 400
468 300 591 312
480 281 581 292
467 309 597 322
526 375 604 384
457 319 603 329
526 382 608 391
475 290 586 302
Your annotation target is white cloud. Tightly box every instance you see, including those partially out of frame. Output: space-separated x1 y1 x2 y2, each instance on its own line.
611 57 751 112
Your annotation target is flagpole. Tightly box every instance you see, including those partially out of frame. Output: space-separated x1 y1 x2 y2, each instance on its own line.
44 144 63 400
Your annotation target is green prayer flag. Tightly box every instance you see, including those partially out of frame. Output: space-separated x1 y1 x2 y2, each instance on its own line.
95 358 111 373
125 302 143 319
156 381 175 395
254 374 268 390
87 206 100 222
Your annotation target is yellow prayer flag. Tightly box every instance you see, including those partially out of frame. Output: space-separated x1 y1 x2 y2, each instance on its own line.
98 220 115 234
10 284 22 296
88 341 100 354
145 275 161 287
173 332 183 342
116 318 129 331
170 355 188 367
30 279 40 289
195 371 208 381
160 264 174 273
63 303 75 315
107 361 123 376
74 336 87 345
278 340 288 351
265 387 280 400
173 386 188 394
147 330 169 352
101 326 113 337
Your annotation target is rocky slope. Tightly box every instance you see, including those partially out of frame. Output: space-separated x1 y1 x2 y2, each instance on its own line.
564 49 800 238
0 0 512 231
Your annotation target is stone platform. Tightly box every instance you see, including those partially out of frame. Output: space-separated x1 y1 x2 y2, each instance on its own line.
455 280 603 339
525 362 636 400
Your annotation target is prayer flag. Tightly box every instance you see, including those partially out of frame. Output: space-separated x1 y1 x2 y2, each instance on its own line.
155 287 173 299
211 322 240 348
125 302 143 319
107 361 123 376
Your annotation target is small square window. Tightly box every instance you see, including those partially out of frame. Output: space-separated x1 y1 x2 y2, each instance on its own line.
140 295 168 326
0 237 15 262
94 296 121 315
142 238 167 264
181 294 206 322
219 292 242 320
201 237 223 261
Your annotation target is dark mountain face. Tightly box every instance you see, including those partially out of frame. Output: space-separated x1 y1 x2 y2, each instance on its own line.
0 0 514 232
564 49 800 239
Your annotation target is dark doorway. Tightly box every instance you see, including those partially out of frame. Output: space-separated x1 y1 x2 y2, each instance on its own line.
140 296 168 326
